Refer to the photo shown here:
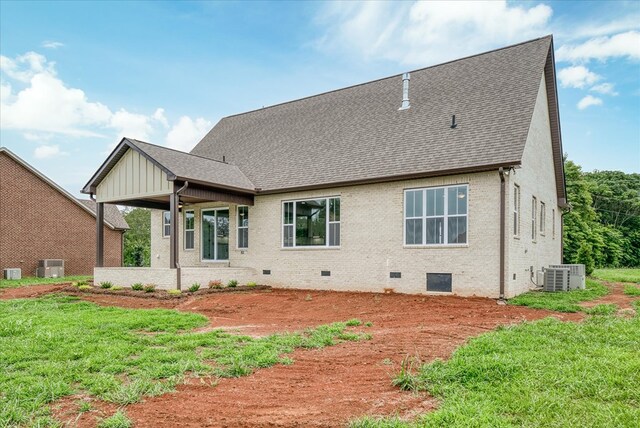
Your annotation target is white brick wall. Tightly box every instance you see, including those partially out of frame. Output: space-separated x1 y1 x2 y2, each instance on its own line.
152 171 503 297
505 74 562 297
147 76 561 298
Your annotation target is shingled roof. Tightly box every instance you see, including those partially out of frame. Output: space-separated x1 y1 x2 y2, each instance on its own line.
83 138 255 194
192 35 565 200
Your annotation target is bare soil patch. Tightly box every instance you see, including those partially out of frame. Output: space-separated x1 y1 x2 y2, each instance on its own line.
581 281 639 311
60 289 580 427
62 284 270 300
0 283 71 299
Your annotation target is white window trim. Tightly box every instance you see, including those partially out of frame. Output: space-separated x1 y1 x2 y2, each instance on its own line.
531 196 537 242
513 184 521 238
201 207 230 262
237 205 249 249
281 196 341 249
540 202 546 236
403 184 469 247
162 211 170 238
184 209 195 251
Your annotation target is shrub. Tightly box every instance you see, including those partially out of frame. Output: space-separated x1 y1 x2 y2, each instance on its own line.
227 279 238 288
246 281 257 287
188 283 201 292
71 281 79 287
576 242 595 276
78 285 92 291
168 289 181 296
111 286 123 291
208 280 223 289
143 284 156 293
77 280 89 286
131 283 144 291
100 282 113 289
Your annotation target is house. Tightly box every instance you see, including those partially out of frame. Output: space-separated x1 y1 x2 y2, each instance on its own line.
82 35 566 298
0 147 128 276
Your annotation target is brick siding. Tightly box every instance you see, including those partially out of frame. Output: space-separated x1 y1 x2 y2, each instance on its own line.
0 152 123 276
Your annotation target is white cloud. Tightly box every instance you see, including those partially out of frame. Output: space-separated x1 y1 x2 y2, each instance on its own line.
34 144 65 159
577 95 603 110
42 40 64 49
590 83 618 96
110 109 155 141
153 108 169 128
165 116 212 152
557 65 600 89
556 31 640 62
0 52 55 82
315 1 552 66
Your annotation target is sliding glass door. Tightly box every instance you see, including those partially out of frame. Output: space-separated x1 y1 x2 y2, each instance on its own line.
201 208 229 261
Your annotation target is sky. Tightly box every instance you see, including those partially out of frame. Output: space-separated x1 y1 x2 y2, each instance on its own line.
1 1 639 198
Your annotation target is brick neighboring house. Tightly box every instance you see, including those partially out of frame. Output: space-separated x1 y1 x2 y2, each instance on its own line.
0 147 128 276
83 36 567 298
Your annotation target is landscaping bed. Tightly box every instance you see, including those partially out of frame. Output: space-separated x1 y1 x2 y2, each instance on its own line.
63 283 271 299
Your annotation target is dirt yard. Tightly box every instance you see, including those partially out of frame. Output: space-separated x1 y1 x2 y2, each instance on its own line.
43 288 585 428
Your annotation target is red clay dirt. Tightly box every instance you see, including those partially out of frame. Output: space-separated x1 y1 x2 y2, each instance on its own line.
0 283 70 299
580 281 639 311
48 288 583 428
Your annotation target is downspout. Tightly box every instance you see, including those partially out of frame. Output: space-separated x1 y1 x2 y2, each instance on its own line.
498 168 506 301
174 181 189 290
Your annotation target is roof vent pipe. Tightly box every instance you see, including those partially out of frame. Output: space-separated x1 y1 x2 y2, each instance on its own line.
399 72 410 110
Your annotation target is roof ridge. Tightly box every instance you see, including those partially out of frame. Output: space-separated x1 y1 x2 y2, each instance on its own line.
127 138 230 165
220 35 552 121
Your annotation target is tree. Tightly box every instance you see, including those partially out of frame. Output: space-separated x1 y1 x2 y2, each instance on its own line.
122 208 151 267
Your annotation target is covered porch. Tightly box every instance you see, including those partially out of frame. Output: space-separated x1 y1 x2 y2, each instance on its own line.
82 138 257 289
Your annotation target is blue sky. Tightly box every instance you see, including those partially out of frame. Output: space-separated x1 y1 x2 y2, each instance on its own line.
1 1 638 197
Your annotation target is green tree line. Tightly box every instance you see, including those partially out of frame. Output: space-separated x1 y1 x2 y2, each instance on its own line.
122 208 151 267
563 158 640 273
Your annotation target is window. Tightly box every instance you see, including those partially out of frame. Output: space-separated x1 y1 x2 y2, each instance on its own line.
404 185 468 246
540 202 546 235
162 211 170 237
282 197 340 247
531 197 537 241
513 184 521 237
184 210 194 250
552 208 556 239
237 206 249 249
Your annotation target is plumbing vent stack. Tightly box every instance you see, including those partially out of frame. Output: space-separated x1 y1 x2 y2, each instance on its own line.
399 72 410 110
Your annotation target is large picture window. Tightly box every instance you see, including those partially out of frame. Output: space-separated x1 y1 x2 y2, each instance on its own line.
237 206 249 249
162 211 170 237
404 185 468 246
184 210 194 250
282 197 340 247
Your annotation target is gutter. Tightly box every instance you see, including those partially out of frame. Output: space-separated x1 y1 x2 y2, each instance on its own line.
498 168 506 301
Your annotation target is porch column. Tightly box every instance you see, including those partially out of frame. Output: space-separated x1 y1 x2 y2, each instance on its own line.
169 190 179 269
96 202 104 267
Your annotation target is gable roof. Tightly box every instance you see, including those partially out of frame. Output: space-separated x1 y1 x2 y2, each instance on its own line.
192 35 565 201
0 147 128 230
82 138 255 194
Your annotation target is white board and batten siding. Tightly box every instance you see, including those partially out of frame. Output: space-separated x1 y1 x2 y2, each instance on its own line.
96 148 172 203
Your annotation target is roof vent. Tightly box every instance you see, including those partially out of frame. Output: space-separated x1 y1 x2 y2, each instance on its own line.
399 72 410 110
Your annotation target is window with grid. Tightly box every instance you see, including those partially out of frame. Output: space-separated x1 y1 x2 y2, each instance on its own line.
282 197 340 247
184 210 194 249
540 202 546 235
162 211 170 237
404 185 468 246
237 206 249 248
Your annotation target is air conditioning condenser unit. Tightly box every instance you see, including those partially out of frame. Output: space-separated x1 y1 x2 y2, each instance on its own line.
36 259 65 278
3 268 21 280
548 264 585 290
544 268 570 292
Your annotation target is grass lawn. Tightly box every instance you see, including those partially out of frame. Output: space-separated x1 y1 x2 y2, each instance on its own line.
593 268 640 284
0 276 92 289
507 278 609 312
0 295 369 427
352 301 640 428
